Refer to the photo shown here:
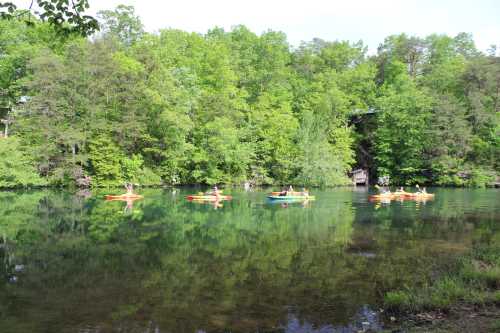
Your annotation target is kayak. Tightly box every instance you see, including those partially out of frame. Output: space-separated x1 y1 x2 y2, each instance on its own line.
270 191 307 196
368 193 396 200
267 195 315 201
406 193 435 199
105 194 143 200
369 192 434 201
393 191 413 197
186 195 232 201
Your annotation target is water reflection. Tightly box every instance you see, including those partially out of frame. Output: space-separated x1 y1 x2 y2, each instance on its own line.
187 198 225 210
104 196 143 214
0 188 498 332
283 306 381 333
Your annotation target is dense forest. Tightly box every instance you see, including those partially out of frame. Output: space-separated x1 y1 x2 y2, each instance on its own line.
0 5 498 188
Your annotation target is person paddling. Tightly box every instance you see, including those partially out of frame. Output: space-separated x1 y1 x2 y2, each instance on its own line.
375 184 390 195
125 182 134 195
210 185 221 199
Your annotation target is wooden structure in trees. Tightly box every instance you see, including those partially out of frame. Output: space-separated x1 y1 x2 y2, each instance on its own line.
349 108 378 116
351 169 369 186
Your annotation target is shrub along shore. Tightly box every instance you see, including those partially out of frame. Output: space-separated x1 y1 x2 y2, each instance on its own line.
383 243 500 332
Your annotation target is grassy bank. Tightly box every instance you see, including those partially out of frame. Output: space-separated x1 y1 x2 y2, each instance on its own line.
383 244 500 332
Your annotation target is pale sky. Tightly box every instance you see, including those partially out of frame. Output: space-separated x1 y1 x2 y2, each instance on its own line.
13 0 500 53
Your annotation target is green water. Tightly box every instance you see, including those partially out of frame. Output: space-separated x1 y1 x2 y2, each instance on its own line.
0 188 499 332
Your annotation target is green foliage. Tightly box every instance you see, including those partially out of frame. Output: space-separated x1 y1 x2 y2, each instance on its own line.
121 154 144 182
467 168 496 188
384 291 413 310
295 110 353 186
374 81 433 185
0 137 46 188
372 33 498 186
135 167 162 186
0 1 99 36
97 5 143 45
88 136 161 187
88 135 124 187
0 9 498 187
190 118 252 185
384 244 500 313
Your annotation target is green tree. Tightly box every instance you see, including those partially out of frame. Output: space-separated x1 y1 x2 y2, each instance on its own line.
0 1 98 36
374 80 433 185
88 135 124 186
97 5 143 45
295 110 352 186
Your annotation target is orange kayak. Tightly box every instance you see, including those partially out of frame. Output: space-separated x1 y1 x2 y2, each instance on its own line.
105 194 144 200
369 193 396 201
369 192 434 201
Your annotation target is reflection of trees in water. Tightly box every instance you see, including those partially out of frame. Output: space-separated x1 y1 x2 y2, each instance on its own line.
0 189 498 332
0 189 357 332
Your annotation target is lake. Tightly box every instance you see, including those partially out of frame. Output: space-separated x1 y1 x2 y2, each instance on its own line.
0 187 499 332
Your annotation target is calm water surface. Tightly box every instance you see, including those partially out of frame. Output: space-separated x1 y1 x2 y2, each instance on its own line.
0 187 499 332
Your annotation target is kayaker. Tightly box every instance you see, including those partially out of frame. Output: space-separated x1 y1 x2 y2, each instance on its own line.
399 187 404 192
212 185 221 199
125 183 134 195
375 184 390 195
279 186 287 196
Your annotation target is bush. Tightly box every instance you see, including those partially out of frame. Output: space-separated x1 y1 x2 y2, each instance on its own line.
88 135 124 187
428 277 466 309
0 137 46 188
384 244 500 313
493 291 500 304
136 167 162 186
466 168 495 188
384 291 413 310
121 154 144 183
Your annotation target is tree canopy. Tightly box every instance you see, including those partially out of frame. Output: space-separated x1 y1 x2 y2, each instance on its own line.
0 6 498 188
0 0 98 36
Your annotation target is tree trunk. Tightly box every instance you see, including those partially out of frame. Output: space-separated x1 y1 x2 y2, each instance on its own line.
72 144 76 163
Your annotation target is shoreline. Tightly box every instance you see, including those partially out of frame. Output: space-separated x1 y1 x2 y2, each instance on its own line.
1 184 499 191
